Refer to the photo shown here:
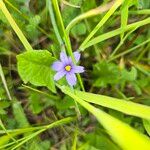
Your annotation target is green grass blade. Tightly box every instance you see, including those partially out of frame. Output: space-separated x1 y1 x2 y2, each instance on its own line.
60 86 150 150
0 117 74 149
10 117 74 150
81 17 150 50
109 38 150 61
12 101 30 128
120 0 130 40
0 64 12 100
46 0 64 49
51 0 85 91
0 0 33 51
74 90 150 120
143 119 150 136
66 1 114 34
79 0 124 50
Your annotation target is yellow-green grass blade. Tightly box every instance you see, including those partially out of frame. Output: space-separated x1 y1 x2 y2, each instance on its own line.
81 17 150 50
0 117 74 148
74 90 150 120
79 0 124 50
60 86 150 150
0 0 33 51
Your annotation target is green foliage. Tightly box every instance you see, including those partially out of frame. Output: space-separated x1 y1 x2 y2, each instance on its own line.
12 101 29 128
143 119 150 136
0 10 8 24
17 50 56 93
93 61 138 89
138 0 150 9
73 90 150 120
60 86 150 150
29 139 51 150
84 132 119 150
26 15 41 40
62 0 82 26
0 101 10 115
28 90 55 114
0 0 150 149
71 23 86 37
93 61 119 87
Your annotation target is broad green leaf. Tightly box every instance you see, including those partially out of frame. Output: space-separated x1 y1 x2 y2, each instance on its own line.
143 119 150 136
17 50 56 93
74 90 150 120
60 86 150 150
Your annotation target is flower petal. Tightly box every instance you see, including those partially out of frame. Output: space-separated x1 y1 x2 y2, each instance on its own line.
73 66 84 73
52 61 63 71
66 73 77 86
73 51 81 63
60 51 69 64
54 70 66 81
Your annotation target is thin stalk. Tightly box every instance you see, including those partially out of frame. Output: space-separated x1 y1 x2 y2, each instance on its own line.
71 128 78 150
79 0 124 50
0 64 12 100
82 17 150 50
4 0 51 40
66 0 115 35
0 117 74 149
10 117 74 150
0 0 33 51
109 27 137 58
52 0 85 91
61 0 80 8
22 84 58 100
136 43 150 62
109 38 150 62
0 119 17 143
83 9 101 61
47 0 65 50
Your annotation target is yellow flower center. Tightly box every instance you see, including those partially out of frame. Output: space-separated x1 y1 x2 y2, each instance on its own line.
65 65 71 71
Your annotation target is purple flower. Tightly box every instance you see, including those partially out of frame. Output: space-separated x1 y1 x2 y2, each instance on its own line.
52 51 84 86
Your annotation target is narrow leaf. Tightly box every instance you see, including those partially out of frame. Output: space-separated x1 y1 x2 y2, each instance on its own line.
60 86 150 150
74 90 150 120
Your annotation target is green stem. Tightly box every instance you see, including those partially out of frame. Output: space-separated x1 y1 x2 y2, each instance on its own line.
51 0 85 91
81 17 150 50
109 38 150 62
0 64 12 100
0 0 33 51
79 0 124 50
109 27 137 58
47 0 65 50
66 0 114 35
1 117 74 149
